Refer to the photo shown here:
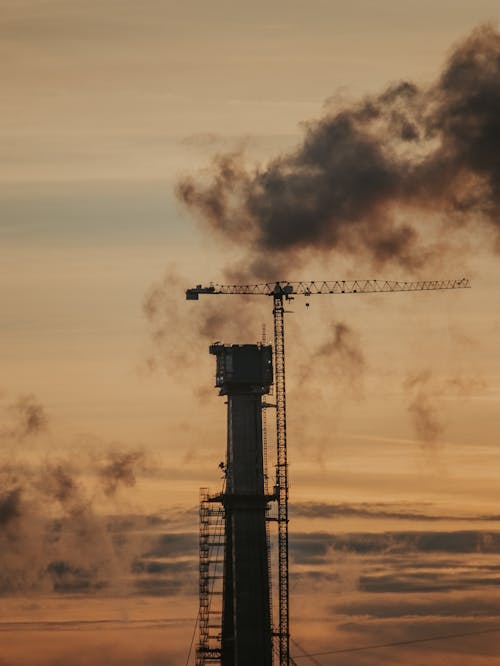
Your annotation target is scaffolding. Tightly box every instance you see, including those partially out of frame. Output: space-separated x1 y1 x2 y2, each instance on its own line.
197 489 225 665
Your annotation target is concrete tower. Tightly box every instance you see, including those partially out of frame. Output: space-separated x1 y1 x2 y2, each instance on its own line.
209 343 274 666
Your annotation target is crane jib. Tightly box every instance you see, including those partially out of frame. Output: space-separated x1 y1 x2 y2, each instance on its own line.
186 278 470 300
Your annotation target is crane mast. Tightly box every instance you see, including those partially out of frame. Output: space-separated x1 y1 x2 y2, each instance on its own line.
272 291 289 666
187 277 470 666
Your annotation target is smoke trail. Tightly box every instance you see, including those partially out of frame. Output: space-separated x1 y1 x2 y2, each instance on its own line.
298 321 365 396
0 488 22 528
316 322 365 390
404 371 445 445
403 370 486 446
177 25 500 279
142 266 264 375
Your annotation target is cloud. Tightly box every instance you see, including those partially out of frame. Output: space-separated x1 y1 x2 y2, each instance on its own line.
299 321 365 395
290 500 500 522
142 266 264 376
144 532 198 559
1 394 48 441
0 449 160 595
98 450 147 497
403 370 488 446
1 648 180 666
335 594 500 619
0 488 22 527
177 25 500 280
290 530 500 563
404 370 445 445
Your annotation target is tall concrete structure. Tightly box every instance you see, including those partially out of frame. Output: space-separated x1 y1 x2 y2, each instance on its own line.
210 342 274 666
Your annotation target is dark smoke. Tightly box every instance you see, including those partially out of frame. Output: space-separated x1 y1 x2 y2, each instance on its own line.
0 488 22 527
297 320 365 397
177 25 500 278
403 370 487 446
99 450 146 497
404 370 444 445
0 448 148 595
41 464 81 505
142 266 263 375
1 394 48 441
316 322 365 389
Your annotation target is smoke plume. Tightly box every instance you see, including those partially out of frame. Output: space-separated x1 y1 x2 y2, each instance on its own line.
0 488 22 527
142 266 264 375
0 447 148 595
316 322 365 390
1 394 48 441
403 370 486 446
297 321 365 398
99 450 146 497
177 25 500 279
404 371 444 445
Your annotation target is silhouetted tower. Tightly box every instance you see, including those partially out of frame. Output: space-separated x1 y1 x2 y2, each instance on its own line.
189 277 470 665
210 343 274 666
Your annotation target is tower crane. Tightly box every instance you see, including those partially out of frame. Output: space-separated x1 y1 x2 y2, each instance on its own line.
186 277 470 666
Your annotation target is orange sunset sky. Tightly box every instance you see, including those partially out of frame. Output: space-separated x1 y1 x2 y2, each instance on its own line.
2 2 500 665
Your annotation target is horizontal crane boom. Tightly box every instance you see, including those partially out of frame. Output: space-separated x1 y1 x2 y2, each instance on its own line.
186 278 470 300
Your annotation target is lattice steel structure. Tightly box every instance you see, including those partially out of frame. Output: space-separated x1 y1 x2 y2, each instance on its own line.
197 489 225 665
272 292 289 664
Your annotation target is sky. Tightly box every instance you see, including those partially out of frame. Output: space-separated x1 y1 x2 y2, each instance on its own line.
2 1 500 664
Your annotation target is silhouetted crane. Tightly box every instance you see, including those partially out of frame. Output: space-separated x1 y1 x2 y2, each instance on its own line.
187 277 470 666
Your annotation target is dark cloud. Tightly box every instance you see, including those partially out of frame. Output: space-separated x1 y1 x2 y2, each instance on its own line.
132 559 195 576
12 394 48 437
98 450 146 496
145 532 198 559
299 321 365 395
1 394 48 441
291 530 500 563
358 571 500 594
403 370 487 446
291 532 332 564
335 594 500 619
292 571 340 585
290 501 500 522
178 25 500 279
47 560 105 593
404 370 444 445
40 463 82 506
0 451 160 595
142 266 262 376
0 488 22 527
